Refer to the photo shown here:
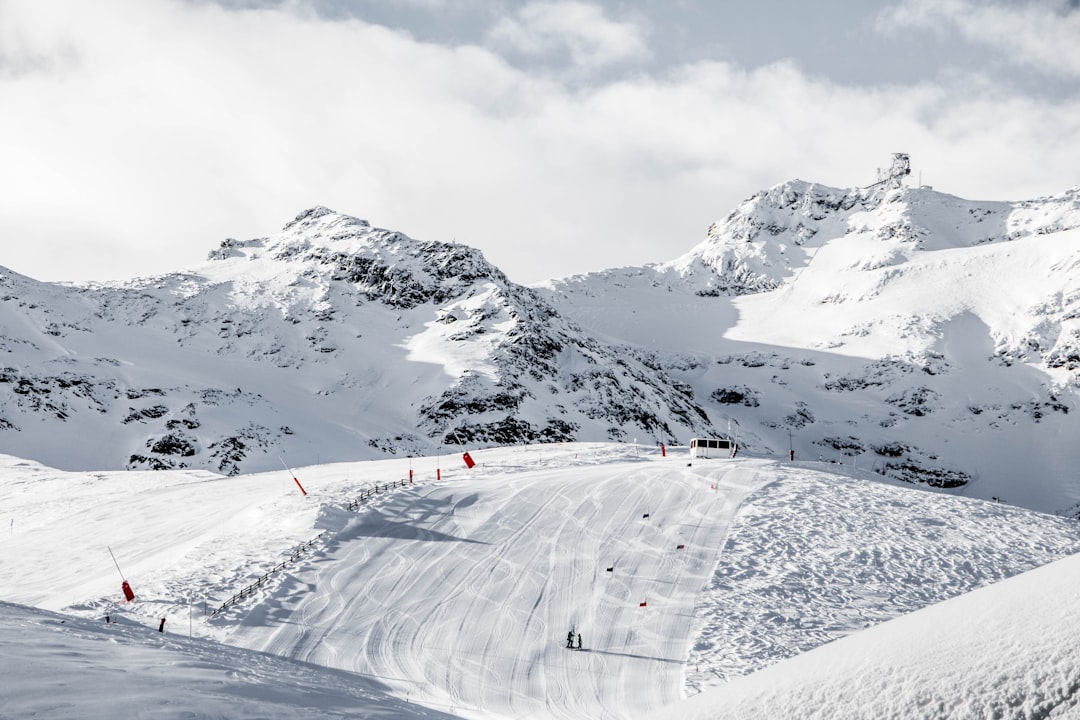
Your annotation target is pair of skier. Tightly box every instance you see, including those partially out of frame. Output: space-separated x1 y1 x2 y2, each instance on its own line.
566 629 582 650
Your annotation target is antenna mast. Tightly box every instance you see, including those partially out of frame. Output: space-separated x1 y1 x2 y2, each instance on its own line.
867 153 911 190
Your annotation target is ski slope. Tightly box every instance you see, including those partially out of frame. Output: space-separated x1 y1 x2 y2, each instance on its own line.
4 443 1080 718
222 449 769 719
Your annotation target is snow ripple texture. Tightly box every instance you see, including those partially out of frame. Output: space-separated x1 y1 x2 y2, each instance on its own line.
686 464 1080 692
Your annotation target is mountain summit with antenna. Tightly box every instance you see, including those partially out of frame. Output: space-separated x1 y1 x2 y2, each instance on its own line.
869 152 911 190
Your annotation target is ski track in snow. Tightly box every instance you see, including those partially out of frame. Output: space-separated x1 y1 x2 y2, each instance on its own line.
6 443 1080 719
221 450 770 719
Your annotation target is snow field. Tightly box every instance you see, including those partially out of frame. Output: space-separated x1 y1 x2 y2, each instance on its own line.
0 600 460 719
686 463 1080 688
221 448 771 719
662 548 1080 720
4 443 1080 718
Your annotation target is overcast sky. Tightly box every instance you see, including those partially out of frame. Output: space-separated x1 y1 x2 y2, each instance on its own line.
2 0 1079 285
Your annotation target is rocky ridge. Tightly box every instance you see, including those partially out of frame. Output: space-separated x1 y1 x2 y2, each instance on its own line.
0 207 713 475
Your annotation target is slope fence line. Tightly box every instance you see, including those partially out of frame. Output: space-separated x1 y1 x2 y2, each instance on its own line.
346 479 410 511
210 478 412 616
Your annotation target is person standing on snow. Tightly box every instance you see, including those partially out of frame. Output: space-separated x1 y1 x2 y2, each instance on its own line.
567 629 575 648
576 633 582 650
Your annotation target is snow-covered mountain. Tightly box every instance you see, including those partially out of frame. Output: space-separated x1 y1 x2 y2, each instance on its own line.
0 207 711 476
5 177 1080 515
8 177 1080 718
541 181 1080 514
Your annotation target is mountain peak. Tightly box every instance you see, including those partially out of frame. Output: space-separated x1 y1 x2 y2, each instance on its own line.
201 207 509 313
658 179 869 296
661 178 1080 298
281 206 371 234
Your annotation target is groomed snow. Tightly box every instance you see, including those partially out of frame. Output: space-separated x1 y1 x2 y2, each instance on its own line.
3 443 1080 718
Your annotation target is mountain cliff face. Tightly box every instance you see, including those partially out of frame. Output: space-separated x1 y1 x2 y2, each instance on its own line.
541 182 1080 513
0 207 712 476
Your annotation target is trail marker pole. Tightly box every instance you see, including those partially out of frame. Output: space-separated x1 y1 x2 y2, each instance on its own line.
108 546 136 602
278 456 308 496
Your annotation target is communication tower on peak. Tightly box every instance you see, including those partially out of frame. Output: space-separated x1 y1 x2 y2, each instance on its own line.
869 153 911 190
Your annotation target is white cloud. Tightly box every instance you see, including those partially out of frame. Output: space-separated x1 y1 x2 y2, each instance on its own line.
487 1 650 72
881 0 1080 78
0 0 1078 287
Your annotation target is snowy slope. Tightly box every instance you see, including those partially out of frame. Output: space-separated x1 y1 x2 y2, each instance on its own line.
655 550 1080 720
0 208 712 476
541 183 1080 514
3 444 1080 718
0 600 455 719
220 451 770 719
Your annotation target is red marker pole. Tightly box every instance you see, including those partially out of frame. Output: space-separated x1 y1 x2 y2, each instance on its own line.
108 546 135 602
278 457 308 496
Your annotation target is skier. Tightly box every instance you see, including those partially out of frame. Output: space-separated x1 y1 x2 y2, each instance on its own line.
576 633 582 650
567 629 575 648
